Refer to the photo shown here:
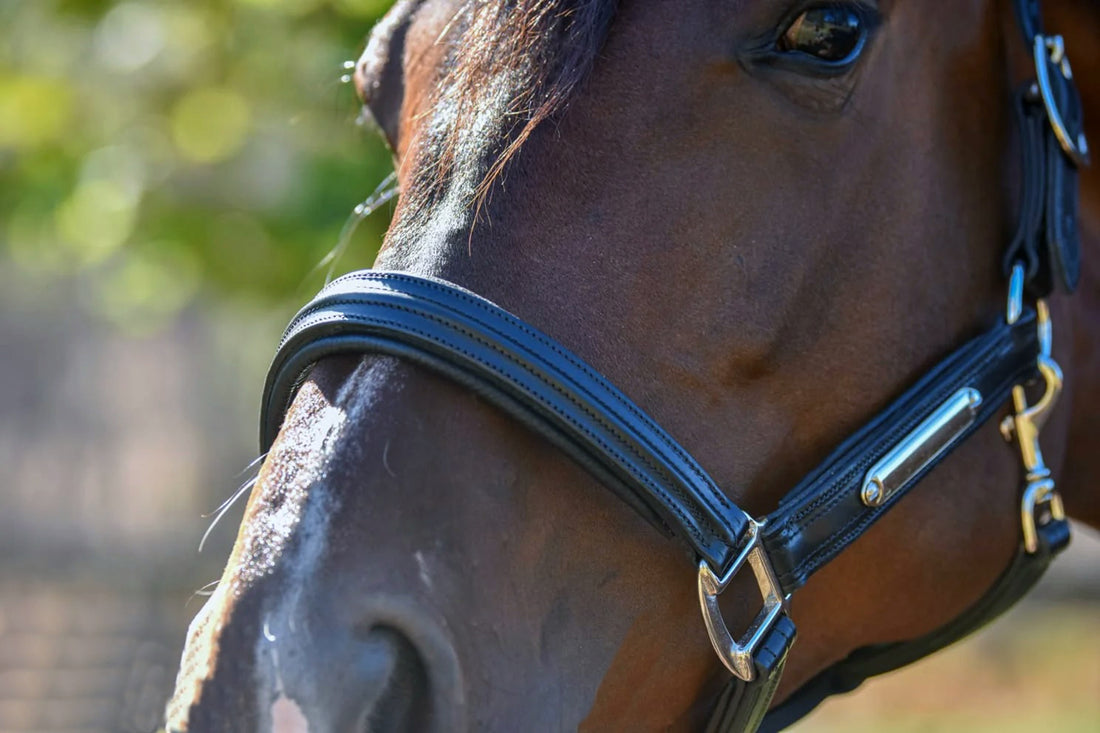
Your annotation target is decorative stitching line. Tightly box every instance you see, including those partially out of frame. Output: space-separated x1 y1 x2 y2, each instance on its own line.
771 326 1024 540
311 272 737 513
271 301 738 558
777 347 1038 586
286 277 739 518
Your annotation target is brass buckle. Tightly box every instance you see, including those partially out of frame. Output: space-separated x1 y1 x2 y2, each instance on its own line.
1000 267 1067 553
697 521 785 682
1033 34 1090 166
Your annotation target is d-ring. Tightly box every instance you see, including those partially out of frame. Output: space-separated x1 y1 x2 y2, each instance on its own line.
1034 35 1090 166
697 522 786 682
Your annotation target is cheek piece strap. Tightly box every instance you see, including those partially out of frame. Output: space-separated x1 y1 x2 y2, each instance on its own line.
258 0 1085 729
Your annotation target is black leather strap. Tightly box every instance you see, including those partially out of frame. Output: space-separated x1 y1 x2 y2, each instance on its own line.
1013 0 1042 44
1004 86 1051 287
1002 81 1084 296
1045 113 1082 292
760 517 1070 732
261 270 753 575
1002 0 1087 296
707 617 797 733
762 312 1041 595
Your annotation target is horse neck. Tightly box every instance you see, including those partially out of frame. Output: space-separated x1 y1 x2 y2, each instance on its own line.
1047 0 1100 530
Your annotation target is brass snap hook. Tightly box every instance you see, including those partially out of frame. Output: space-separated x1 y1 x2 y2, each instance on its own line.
999 296 1067 553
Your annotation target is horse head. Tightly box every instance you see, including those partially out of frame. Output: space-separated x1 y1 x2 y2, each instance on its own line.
168 1 1099 730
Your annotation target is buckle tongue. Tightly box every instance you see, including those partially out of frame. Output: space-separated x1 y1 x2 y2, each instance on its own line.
697 521 786 682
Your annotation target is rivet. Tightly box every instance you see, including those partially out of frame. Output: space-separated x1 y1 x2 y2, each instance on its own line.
862 479 884 507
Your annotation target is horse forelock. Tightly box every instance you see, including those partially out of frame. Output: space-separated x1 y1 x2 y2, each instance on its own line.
397 0 619 220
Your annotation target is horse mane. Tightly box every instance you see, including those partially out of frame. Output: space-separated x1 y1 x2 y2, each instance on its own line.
405 0 618 211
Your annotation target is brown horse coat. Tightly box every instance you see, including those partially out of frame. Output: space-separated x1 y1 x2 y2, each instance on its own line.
168 1 1099 730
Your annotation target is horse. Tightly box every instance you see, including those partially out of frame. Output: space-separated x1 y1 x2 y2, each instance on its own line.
166 0 1100 730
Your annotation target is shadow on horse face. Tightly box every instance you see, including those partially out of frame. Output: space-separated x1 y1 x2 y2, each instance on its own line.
168 0 1100 730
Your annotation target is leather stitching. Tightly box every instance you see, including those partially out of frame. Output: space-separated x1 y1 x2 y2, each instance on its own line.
316 271 737 514
772 327 1020 537
282 303 730 551
779 342 1035 586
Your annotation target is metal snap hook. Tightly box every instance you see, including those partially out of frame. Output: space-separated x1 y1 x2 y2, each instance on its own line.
999 299 1067 553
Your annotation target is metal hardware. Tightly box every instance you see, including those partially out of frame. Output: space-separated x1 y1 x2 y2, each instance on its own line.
1034 35 1090 166
698 522 785 682
1020 477 1065 554
1006 263 1025 325
999 300 1067 553
861 388 983 508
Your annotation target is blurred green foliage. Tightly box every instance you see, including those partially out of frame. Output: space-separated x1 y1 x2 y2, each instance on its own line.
0 0 397 332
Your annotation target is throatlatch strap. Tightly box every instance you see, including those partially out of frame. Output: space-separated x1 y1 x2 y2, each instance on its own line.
1013 0 1042 43
1002 81 1084 296
1003 0 1087 296
1004 86 1052 286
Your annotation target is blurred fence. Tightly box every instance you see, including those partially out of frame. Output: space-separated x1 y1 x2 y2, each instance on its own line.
0 263 271 733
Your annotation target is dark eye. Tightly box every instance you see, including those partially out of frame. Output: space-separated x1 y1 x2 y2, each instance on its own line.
777 5 868 64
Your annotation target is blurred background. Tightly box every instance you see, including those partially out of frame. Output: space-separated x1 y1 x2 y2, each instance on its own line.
0 1 1096 731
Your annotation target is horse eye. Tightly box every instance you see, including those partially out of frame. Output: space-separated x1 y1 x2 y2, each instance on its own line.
777 5 867 63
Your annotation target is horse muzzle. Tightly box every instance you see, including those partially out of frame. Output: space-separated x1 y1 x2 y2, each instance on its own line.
257 594 466 733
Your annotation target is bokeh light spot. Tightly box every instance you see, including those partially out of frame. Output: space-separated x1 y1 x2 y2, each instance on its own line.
0 75 74 150
170 87 251 163
55 179 139 264
94 2 167 73
90 244 201 334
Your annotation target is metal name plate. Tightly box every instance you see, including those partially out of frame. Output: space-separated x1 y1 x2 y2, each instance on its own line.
861 388 983 507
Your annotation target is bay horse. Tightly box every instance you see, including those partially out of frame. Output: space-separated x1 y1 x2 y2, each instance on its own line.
167 0 1099 730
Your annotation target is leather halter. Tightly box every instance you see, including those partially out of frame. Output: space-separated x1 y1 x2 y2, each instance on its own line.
259 1 1086 730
